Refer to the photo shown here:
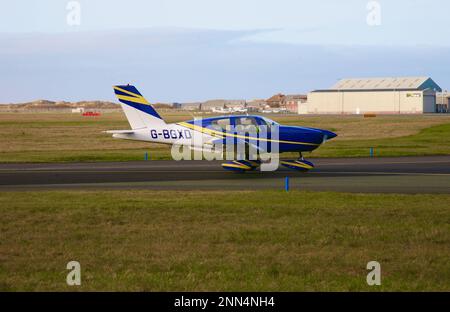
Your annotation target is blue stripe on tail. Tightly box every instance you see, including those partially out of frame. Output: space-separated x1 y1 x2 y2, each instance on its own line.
113 85 163 120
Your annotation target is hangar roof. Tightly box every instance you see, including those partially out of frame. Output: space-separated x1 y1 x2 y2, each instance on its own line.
328 77 442 92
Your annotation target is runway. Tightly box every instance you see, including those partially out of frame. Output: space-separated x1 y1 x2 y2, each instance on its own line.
1 156 450 193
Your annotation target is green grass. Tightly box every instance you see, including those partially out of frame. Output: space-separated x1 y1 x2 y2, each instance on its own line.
1 190 449 291
0 149 170 163
1 112 450 162
310 123 450 157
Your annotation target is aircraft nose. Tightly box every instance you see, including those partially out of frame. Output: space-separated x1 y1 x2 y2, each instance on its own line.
321 130 337 141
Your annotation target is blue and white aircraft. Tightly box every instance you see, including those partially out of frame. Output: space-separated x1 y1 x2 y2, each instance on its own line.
107 85 337 171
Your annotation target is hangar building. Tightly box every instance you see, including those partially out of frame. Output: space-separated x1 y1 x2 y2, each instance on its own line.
303 77 442 114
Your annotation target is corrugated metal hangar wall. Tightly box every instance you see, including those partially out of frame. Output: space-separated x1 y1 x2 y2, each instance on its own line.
302 77 442 114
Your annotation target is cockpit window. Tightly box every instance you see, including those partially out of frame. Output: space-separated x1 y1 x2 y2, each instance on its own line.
202 116 278 133
209 118 231 131
235 117 259 133
259 116 279 126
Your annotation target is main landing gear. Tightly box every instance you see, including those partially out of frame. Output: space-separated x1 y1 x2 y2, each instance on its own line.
221 160 260 172
222 153 315 172
280 153 315 171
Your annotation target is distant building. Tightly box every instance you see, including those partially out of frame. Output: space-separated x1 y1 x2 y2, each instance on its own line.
436 92 450 113
305 77 442 114
246 99 267 112
285 94 307 113
181 102 202 111
201 100 226 111
199 99 246 111
71 107 85 113
224 100 246 109
266 93 286 108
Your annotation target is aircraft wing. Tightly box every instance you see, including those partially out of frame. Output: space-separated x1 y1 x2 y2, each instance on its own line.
208 137 266 153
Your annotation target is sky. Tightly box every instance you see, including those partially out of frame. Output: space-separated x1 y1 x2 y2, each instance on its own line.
0 0 449 103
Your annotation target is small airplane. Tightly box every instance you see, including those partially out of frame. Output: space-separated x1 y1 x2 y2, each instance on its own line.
211 107 232 114
106 85 337 172
231 106 248 113
211 106 248 114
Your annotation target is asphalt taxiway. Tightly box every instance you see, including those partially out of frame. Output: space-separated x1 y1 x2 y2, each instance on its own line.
0 156 449 193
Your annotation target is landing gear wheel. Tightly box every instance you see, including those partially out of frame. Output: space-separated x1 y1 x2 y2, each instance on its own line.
280 158 314 171
222 160 260 172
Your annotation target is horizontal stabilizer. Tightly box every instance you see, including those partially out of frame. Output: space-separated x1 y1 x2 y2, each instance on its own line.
103 130 136 134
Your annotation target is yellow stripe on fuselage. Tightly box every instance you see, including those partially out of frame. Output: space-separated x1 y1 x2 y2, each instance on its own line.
178 122 319 146
178 122 225 138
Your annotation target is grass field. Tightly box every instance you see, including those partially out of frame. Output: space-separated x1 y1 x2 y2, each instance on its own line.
0 190 449 291
0 111 450 162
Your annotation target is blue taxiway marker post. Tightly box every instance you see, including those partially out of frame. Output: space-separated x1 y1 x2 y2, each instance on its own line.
144 152 148 161
370 147 374 157
285 177 290 192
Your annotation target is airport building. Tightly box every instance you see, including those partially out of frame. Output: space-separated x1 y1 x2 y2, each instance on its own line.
285 94 307 113
436 92 450 113
200 99 246 111
266 93 286 108
303 77 443 114
266 93 307 113
181 102 202 111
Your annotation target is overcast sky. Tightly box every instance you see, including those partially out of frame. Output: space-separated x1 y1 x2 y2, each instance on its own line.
1 0 449 102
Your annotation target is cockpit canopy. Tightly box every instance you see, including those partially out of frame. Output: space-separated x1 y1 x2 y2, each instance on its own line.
187 115 279 132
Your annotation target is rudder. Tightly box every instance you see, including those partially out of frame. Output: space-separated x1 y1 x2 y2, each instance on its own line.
113 85 166 129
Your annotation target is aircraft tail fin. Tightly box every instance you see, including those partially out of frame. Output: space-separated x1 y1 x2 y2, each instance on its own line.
113 85 166 129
